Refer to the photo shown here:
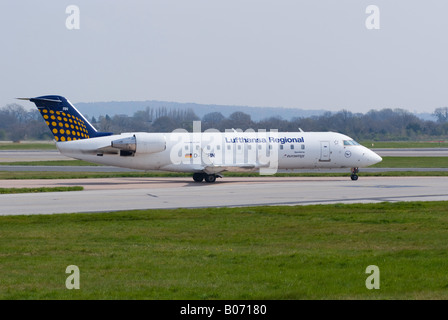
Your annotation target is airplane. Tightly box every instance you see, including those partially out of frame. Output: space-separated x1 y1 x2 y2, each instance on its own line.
19 95 382 182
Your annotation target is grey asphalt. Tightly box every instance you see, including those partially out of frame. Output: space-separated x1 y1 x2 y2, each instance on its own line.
1 176 447 215
0 148 447 216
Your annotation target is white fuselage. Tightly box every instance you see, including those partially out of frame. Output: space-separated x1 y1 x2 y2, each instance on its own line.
56 131 382 173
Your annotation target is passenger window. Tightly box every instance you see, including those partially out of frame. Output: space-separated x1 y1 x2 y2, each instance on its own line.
290 145 294 150
301 145 305 150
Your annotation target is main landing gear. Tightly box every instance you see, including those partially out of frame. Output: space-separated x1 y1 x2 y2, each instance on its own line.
192 172 221 183
350 167 359 181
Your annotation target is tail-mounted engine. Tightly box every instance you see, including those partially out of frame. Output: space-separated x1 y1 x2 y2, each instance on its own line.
111 133 166 156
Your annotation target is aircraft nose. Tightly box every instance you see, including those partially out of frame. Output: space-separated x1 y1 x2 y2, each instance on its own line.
366 150 382 166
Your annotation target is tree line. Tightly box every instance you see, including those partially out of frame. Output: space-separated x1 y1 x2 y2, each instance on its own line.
1 103 448 142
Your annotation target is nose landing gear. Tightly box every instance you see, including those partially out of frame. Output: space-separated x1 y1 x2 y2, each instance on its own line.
350 167 359 181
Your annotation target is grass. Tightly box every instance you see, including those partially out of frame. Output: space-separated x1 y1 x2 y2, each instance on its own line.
371 156 448 168
0 186 83 194
0 142 56 150
1 202 448 299
361 141 448 148
0 160 101 166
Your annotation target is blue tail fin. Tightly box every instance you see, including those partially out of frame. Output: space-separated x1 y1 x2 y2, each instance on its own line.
20 95 113 142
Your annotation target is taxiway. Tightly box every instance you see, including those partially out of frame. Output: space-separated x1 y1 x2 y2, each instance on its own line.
1 176 447 215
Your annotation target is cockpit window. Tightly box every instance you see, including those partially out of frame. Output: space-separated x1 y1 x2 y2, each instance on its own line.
343 140 360 146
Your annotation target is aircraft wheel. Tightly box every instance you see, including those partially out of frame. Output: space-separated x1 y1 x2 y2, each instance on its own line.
351 174 358 181
204 174 216 183
193 173 204 182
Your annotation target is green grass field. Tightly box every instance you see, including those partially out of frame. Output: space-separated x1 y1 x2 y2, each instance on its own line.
1 202 448 299
0 160 101 166
0 142 56 150
371 156 448 168
361 141 448 148
0 186 83 194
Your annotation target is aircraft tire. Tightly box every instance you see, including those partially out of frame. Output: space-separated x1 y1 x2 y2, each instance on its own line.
193 173 204 182
204 174 216 183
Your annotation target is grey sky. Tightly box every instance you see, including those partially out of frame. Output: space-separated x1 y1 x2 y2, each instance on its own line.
1 0 447 113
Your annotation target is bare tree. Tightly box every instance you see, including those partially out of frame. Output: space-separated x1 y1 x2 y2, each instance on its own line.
433 107 448 123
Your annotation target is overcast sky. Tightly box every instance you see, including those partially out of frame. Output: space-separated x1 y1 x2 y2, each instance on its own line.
1 0 448 113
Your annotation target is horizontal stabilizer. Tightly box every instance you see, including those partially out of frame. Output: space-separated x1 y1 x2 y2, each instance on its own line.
17 97 62 103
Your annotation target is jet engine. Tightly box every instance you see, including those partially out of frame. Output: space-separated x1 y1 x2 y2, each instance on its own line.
111 133 166 156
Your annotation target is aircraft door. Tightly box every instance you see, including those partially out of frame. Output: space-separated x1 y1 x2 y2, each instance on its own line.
235 141 244 164
320 141 331 161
